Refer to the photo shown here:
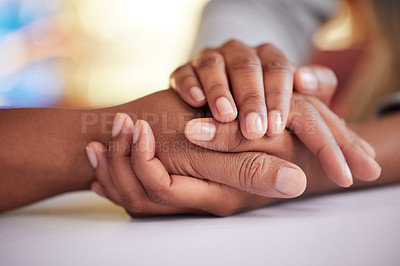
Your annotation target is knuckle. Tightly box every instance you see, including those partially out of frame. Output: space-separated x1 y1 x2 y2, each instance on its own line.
262 61 292 75
265 91 286 103
178 74 197 90
239 91 265 106
258 43 285 57
223 39 243 49
209 83 227 93
229 56 261 73
170 65 190 86
258 43 275 50
194 51 224 69
173 64 190 75
238 153 270 192
292 95 315 114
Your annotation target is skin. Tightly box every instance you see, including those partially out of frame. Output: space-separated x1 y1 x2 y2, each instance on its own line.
170 40 338 139
86 91 390 217
0 90 380 213
88 110 400 217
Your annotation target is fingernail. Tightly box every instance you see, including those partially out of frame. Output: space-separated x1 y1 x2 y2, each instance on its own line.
269 110 284 133
300 68 318 91
345 163 353 185
86 146 98 169
132 120 141 144
275 167 306 196
92 187 104 197
185 120 216 141
246 112 264 133
216 97 235 116
112 113 126 137
190 86 206 102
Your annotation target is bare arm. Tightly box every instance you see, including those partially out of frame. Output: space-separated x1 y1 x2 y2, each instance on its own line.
353 112 400 186
0 103 141 211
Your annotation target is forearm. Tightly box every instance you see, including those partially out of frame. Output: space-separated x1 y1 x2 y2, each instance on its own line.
0 102 141 212
352 112 400 186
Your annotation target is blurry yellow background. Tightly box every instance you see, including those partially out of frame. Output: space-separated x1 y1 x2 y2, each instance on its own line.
66 0 209 107
0 0 353 107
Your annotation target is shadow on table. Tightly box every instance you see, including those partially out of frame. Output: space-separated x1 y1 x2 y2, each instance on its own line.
4 186 390 223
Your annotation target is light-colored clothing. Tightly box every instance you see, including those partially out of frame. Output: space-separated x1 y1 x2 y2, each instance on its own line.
192 0 338 66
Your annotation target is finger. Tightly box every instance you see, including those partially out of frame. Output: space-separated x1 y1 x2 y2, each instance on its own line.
169 64 207 107
108 113 153 207
287 96 354 187
131 120 232 212
131 119 273 216
221 40 267 139
185 96 353 188
108 114 192 216
132 121 305 216
183 120 306 197
294 66 338 105
86 141 123 205
305 97 381 181
192 48 237 122
257 44 294 136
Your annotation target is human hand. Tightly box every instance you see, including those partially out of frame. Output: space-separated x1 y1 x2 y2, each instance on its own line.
170 40 337 139
87 117 278 217
86 90 309 199
184 93 381 188
85 90 315 217
86 95 379 216
85 90 379 216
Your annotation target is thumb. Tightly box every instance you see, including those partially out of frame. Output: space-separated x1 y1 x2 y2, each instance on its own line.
186 148 307 199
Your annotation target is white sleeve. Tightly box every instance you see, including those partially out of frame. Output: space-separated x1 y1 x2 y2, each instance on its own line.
191 0 339 66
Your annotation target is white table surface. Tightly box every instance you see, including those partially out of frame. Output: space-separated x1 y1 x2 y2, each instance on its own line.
1 185 399 266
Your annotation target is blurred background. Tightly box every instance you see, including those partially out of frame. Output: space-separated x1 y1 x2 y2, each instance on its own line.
0 0 209 107
0 0 354 108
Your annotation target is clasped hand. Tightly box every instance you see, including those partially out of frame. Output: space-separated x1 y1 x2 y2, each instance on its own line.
85 41 381 217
